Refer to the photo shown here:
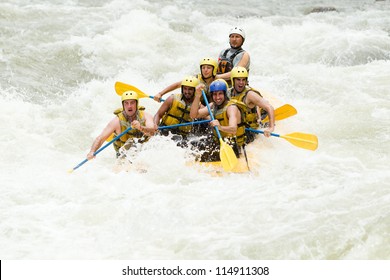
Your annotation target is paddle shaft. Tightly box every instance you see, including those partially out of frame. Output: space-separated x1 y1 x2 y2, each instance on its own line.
246 127 281 138
201 90 222 139
158 119 211 130
158 104 296 130
148 95 164 102
70 127 132 172
245 127 318 151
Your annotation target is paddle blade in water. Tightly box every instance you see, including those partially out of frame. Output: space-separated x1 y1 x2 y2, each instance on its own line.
219 139 239 171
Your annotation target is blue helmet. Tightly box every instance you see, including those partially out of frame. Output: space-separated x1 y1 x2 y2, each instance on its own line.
209 79 228 95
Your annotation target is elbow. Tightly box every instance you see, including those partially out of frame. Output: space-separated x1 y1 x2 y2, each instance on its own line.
189 109 199 119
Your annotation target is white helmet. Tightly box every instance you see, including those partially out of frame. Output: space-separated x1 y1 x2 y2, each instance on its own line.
229 27 246 40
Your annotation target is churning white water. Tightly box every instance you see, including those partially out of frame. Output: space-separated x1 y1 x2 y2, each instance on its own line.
1 0 389 259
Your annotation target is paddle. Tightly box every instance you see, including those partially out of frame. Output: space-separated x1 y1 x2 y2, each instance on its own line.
246 128 318 151
106 103 297 142
115 81 165 102
201 90 238 171
261 104 297 124
158 119 211 130
106 119 212 142
68 127 132 173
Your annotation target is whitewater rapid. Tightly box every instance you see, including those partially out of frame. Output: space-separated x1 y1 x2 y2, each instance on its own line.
0 0 389 259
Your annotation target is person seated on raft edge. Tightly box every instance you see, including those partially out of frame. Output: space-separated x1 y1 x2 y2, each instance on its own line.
189 79 246 162
217 26 250 87
153 76 206 148
86 90 157 161
154 57 220 105
228 66 275 144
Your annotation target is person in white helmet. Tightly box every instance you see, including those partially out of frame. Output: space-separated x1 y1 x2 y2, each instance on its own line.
217 27 250 85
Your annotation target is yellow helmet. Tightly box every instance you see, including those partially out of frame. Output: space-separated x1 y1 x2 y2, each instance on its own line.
230 66 248 86
121 90 139 102
200 57 218 76
181 76 199 88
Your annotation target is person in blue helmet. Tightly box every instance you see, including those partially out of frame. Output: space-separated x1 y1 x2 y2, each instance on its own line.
189 79 247 162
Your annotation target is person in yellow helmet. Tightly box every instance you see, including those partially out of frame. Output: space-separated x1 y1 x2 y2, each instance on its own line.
229 66 275 143
154 76 204 145
217 27 250 86
86 90 156 160
154 57 220 103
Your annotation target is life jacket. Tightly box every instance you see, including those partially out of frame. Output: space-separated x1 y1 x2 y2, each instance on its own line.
160 93 193 135
213 99 247 147
229 86 264 129
112 107 149 153
217 47 245 75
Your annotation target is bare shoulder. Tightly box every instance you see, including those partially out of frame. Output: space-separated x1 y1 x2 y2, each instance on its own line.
109 115 120 126
247 89 262 99
227 103 240 114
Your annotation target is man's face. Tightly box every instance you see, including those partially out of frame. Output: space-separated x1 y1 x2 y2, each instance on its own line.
201 65 214 78
233 77 247 93
229 33 244 48
123 99 137 117
182 86 195 101
212 90 225 106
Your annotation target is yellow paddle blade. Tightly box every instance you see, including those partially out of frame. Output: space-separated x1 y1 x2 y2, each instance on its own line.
115 81 149 98
219 139 239 171
281 132 318 151
262 104 297 123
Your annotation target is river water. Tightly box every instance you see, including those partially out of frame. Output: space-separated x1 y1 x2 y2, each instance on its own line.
1 0 389 259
